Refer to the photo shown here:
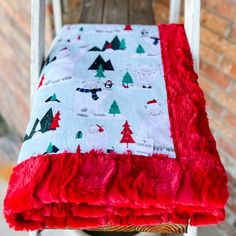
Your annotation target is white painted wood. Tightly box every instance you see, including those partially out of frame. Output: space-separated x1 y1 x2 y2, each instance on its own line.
184 0 201 73
169 0 181 23
70 230 92 236
29 231 40 236
52 0 63 35
184 225 198 236
31 0 46 101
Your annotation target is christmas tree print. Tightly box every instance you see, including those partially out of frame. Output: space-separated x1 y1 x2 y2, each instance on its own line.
136 44 145 54
79 27 84 31
124 25 133 31
50 111 61 130
119 38 126 50
122 72 133 88
24 109 61 141
106 42 112 49
44 55 57 66
44 142 59 154
38 74 45 89
89 36 125 52
40 108 54 133
120 120 135 148
45 93 60 103
109 100 121 117
111 36 121 50
95 64 105 81
23 119 40 141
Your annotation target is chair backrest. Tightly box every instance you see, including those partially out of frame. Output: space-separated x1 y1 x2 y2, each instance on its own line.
31 0 200 100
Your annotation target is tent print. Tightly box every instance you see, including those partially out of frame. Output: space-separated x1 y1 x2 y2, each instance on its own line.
88 55 114 71
45 93 60 103
43 142 59 154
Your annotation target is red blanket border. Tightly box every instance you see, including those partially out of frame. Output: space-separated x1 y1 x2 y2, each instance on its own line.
4 24 228 231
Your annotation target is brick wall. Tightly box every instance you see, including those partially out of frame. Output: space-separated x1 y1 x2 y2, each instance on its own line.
0 0 235 234
0 0 31 135
0 1 53 136
153 0 236 235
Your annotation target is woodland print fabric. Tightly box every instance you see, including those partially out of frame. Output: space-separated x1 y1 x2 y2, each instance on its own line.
19 24 176 163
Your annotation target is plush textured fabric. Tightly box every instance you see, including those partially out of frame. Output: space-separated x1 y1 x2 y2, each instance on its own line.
4 24 228 231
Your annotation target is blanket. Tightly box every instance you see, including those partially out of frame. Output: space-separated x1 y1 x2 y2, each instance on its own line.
4 24 228 231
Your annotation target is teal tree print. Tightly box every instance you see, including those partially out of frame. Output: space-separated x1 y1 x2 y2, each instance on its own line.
95 64 105 81
136 44 145 54
109 100 121 117
119 38 126 50
122 72 133 88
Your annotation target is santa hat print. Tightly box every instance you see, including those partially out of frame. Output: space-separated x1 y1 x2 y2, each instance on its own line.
147 99 158 105
96 124 104 133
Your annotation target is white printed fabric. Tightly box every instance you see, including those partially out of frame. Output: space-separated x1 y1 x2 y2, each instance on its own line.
19 24 176 163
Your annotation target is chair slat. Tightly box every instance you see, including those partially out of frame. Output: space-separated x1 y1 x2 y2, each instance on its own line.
79 0 105 23
103 0 128 24
31 0 45 102
129 0 154 24
169 0 181 23
184 0 201 72
52 0 63 35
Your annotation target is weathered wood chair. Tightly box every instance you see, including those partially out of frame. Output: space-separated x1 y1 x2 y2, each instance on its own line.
30 0 200 235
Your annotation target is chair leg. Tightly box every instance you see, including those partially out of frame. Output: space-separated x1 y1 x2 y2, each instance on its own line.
184 226 198 236
29 231 41 236
69 230 92 236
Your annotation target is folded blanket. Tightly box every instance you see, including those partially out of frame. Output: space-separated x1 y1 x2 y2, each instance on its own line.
4 24 228 231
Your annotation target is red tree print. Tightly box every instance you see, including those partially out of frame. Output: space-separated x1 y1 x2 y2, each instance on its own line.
124 25 133 31
38 74 45 89
50 111 60 130
120 120 135 148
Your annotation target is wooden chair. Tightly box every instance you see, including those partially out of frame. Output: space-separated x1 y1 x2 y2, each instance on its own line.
30 0 200 235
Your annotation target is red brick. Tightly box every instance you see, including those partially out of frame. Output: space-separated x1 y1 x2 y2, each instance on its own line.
205 94 223 115
233 86 236 97
222 40 236 63
221 58 236 82
217 137 236 160
224 112 236 130
201 27 224 52
201 27 236 63
200 43 221 66
198 73 214 94
201 8 230 36
230 23 236 43
200 61 231 88
0 0 30 38
203 0 236 22
211 90 236 118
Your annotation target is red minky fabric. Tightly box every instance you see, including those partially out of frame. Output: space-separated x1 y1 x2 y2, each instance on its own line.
4 24 228 231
